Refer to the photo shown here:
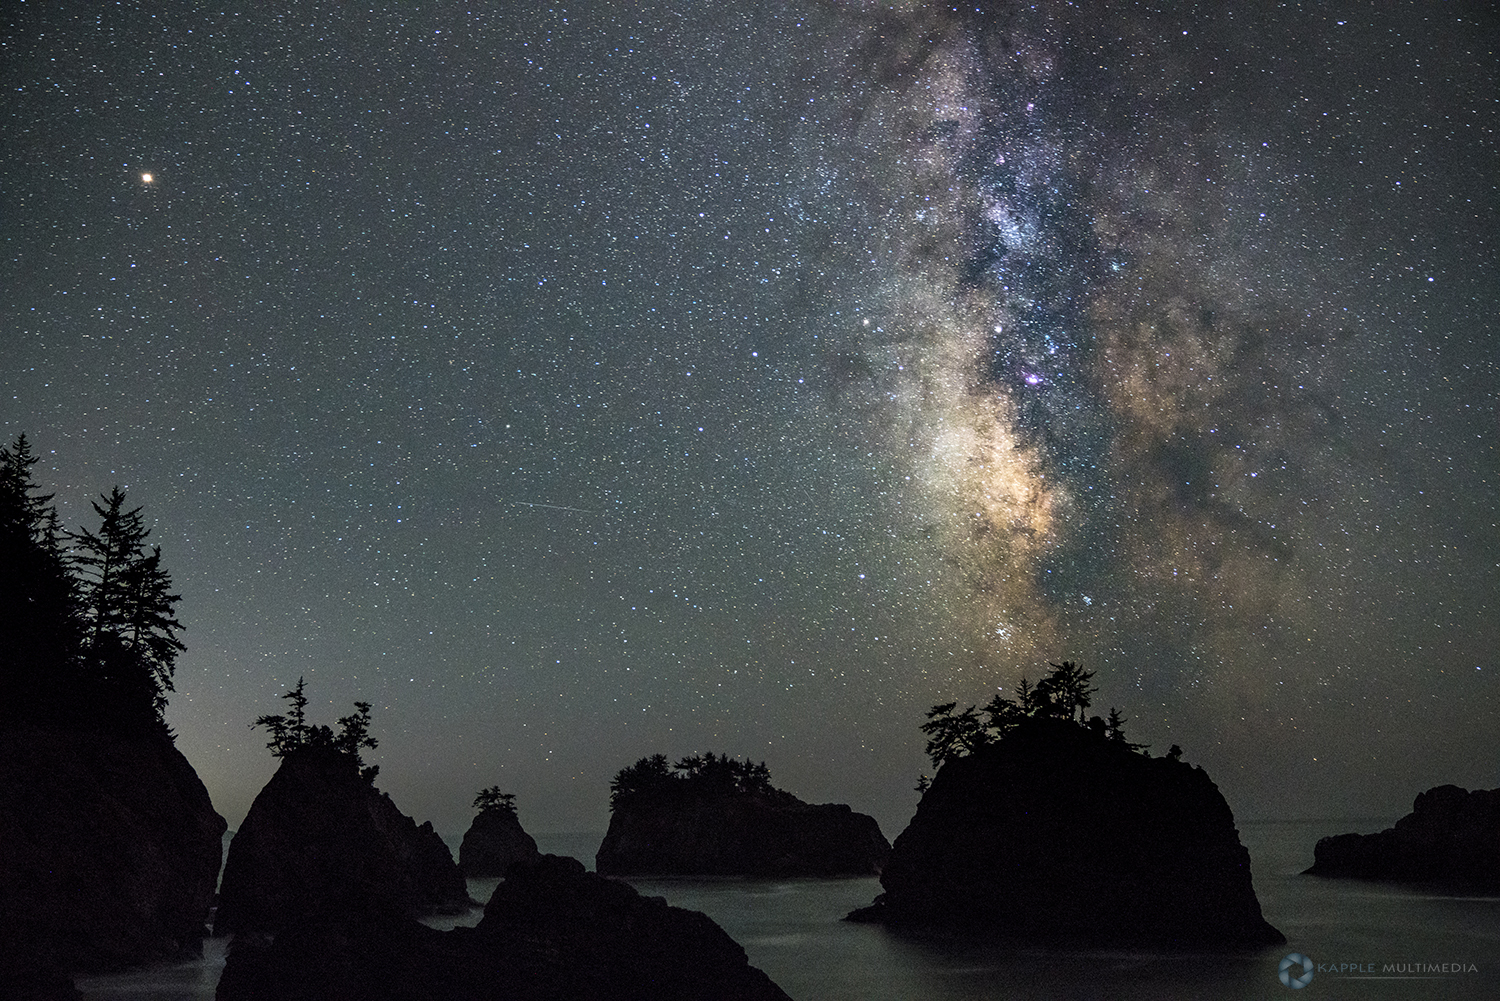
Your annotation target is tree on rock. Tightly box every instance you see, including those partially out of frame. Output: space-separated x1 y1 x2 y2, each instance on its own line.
460 784 539 876
1031 660 1097 722
920 703 987 766
598 751 890 877
0 434 82 724
252 678 380 782
474 786 517 815
920 660 1138 769
609 753 673 809
608 751 774 811
70 487 185 731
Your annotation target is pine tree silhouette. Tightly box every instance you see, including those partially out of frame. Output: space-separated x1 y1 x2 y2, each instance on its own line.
0 435 83 724
71 487 184 732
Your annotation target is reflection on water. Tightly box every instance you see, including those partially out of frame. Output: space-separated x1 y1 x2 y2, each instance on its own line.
76 823 1500 1001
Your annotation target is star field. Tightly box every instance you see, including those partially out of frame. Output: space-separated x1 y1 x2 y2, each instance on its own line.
3 1 1496 837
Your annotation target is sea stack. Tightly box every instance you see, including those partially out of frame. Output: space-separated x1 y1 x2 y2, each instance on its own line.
1305 784 1500 890
849 717 1283 948
596 752 889 877
214 744 468 936
0 724 226 973
459 803 541 877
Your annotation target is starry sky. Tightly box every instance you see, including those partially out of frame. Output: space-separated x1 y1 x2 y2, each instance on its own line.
3 0 1496 840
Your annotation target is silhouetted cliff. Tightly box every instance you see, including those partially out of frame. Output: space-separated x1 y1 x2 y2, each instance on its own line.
1305 785 1500 890
849 717 1282 948
597 791 889 877
214 745 468 936
216 854 792 1001
0 724 225 973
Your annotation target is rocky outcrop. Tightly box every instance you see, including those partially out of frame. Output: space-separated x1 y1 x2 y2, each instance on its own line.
458 807 541 876
1304 784 1500 890
596 792 890 877
216 854 792 1001
0 724 226 974
214 745 468 936
848 717 1283 949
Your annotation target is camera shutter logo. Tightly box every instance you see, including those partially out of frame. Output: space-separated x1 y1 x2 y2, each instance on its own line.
1279 953 1314 989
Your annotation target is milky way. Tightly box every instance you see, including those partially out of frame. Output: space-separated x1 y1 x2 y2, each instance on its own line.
2 0 1494 833
792 5 1416 687
769 1 1497 814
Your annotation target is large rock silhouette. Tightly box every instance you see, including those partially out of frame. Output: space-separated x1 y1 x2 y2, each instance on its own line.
458 806 541 876
1305 784 1500 890
597 790 889 877
849 717 1283 948
214 745 468 935
216 853 792 1001
0 724 225 973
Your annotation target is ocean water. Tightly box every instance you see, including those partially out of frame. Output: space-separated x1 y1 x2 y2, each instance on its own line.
75 821 1500 1000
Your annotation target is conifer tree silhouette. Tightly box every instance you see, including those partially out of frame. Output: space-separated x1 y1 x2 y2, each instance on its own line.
0 435 82 723
919 660 1145 771
71 487 184 730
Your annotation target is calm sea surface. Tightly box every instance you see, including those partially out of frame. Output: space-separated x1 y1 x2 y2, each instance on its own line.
76 821 1500 1000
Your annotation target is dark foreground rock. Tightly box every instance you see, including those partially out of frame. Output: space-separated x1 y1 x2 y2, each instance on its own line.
0 965 84 1001
1304 785 1500 890
848 717 1283 949
597 794 889 877
0 724 226 977
216 854 792 1001
458 806 541 876
214 745 468 936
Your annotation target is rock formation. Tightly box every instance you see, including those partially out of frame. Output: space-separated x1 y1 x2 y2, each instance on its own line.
597 791 890 877
216 854 792 1001
214 744 468 936
0 724 226 973
848 717 1283 948
458 805 541 876
1304 784 1500 890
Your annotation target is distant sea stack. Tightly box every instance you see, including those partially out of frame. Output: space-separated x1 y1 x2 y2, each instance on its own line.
214 744 468 935
0 724 226 972
595 752 890 877
217 854 792 1001
849 717 1283 948
1305 785 1500 890
459 802 541 877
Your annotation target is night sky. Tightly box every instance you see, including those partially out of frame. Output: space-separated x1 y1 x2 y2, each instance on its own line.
4 1 1496 840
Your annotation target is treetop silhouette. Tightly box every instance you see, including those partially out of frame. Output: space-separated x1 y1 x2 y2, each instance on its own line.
920 660 1149 769
609 751 774 811
1 434 184 735
252 677 380 782
473 786 518 815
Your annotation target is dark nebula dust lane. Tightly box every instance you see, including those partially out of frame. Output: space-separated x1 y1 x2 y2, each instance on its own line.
1 0 1494 833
